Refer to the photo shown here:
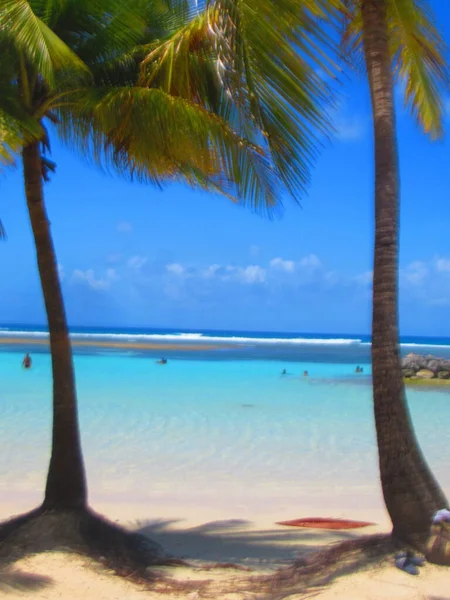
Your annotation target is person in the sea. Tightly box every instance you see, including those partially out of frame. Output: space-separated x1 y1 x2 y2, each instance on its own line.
281 369 287 375
303 370 309 377
355 366 364 373
156 358 167 365
22 353 32 369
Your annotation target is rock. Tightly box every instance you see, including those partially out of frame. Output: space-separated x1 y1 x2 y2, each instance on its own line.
402 353 427 371
401 353 450 379
438 359 450 371
427 360 441 374
416 369 435 379
402 368 416 379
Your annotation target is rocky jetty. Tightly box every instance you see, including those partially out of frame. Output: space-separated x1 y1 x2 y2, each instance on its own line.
402 353 450 380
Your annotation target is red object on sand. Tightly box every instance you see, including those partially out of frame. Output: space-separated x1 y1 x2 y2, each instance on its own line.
276 517 375 530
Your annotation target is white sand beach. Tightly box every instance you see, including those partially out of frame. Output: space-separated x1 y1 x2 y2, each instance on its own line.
0 500 449 600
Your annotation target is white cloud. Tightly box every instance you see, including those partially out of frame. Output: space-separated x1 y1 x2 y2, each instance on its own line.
165 262 266 284
237 265 266 284
403 261 428 286
128 255 148 271
71 268 116 290
58 264 65 281
299 254 321 269
270 258 295 272
324 271 339 286
335 116 367 141
435 257 450 273
162 254 324 287
117 221 132 233
166 263 185 276
354 270 373 285
202 264 221 279
398 257 450 306
106 268 119 281
268 255 321 274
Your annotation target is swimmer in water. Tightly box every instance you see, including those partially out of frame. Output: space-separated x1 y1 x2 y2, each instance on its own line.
281 369 287 375
303 370 309 377
22 353 32 369
156 358 167 365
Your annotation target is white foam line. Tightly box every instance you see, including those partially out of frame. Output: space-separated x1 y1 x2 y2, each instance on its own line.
2 330 450 349
0 330 362 345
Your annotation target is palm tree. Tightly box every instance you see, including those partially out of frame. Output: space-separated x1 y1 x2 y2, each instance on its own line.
341 0 449 548
145 0 449 549
140 0 338 203
0 0 334 516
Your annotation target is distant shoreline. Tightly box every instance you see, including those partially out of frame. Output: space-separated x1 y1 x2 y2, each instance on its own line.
0 337 229 351
404 377 450 388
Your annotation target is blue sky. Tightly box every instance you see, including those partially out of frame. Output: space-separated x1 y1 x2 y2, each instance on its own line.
1 1 450 336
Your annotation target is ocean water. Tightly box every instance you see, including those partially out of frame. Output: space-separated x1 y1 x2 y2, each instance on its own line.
1 325 450 521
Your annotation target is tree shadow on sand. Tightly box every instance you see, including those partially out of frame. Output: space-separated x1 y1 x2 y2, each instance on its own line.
0 510 395 599
0 568 53 594
0 507 173 579
137 518 361 568
136 518 395 598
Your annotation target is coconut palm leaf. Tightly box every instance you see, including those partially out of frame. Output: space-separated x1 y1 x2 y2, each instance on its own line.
342 0 448 137
0 94 44 167
0 0 89 88
141 0 341 206
388 0 447 137
0 123 19 166
55 86 277 203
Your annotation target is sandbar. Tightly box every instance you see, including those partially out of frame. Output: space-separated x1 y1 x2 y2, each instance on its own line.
0 337 230 351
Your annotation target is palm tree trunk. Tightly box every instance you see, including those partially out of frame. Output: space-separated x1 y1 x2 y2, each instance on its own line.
22 141 87 511
361 0 448 548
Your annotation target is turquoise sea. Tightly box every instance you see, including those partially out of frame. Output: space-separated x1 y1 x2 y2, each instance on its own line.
1 325 450 522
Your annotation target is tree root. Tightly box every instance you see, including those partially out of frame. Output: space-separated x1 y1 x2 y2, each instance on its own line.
0 506 172 579
245 534 396 600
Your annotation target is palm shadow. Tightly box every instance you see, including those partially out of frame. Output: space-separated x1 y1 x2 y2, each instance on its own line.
0 569 53 594
137 519 393 599
137 518 364 569
0 510 392 599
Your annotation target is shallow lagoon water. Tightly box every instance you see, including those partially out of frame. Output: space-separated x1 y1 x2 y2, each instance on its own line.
0 342 449 519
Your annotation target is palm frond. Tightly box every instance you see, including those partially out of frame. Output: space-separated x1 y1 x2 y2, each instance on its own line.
29 0 70 26
341 0 448 138
141 0 340 207
0 100 43 168
0 0 89 87
0 219 6 240
55 86 278 207
388 0 448 138
340 0 365 73
140 10 216 102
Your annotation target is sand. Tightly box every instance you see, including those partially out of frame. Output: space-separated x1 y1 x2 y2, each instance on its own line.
0 502 448 600
1 538 449 600
0 337 227 351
